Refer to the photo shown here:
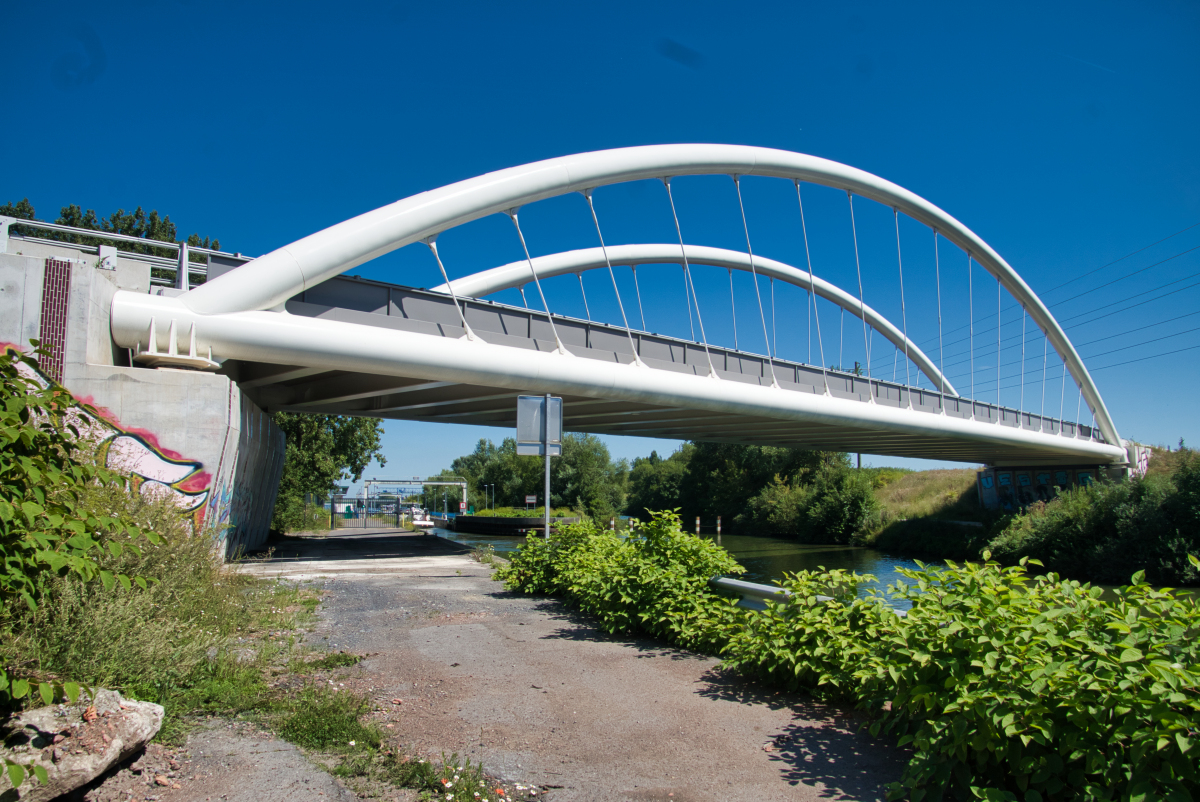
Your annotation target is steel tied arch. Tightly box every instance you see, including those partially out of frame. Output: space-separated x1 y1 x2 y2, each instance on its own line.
430 244 958 397
131 144 1120 451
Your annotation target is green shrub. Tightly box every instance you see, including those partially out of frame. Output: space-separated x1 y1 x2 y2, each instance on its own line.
720 568 892 699
469 506 575 518
872 558 1200 799
501 505 1200 800
737 465 879 543
990 456 1200 585
497 511 744 651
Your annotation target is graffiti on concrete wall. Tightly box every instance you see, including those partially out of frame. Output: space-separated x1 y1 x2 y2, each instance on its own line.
2 342 213 528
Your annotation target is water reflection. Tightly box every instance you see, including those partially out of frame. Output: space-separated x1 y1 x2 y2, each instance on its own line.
435 527 922 610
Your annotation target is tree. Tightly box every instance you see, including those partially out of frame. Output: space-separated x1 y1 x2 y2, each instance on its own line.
626 444 694 520
1 198 222 274
271 413 387 532
677 443 849 532
439 434 628 520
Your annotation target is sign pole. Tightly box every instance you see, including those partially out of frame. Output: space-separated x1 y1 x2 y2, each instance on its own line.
544 393 551 539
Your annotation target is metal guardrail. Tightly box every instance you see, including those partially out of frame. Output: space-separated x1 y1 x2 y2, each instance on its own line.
709 575 906 616
0 215 256 286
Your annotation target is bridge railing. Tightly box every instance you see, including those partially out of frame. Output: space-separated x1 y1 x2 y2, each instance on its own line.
0 215 254 287
709 575 907 616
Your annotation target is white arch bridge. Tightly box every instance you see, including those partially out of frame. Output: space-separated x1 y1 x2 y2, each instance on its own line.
109 145 1134 470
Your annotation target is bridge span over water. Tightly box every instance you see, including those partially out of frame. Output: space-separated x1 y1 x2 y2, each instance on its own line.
105 145 1132 471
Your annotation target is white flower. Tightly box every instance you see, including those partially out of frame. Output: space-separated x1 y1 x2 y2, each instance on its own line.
348 740 356 746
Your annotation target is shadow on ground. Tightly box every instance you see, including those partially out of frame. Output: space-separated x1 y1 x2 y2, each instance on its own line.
244 530 473 563
699 669 911 798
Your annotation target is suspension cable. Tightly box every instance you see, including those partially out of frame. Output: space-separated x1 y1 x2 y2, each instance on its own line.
519 285 530 308
734 176 779 387
576 274 592 321
423 237 476 341
968 253 975 417
996 275 1002 416
893 209 911 404
1019 306 1027 425
630 266 647 331
846 192 873 386
933 229 946 414
684 268 696 341
1039 331 1048 431
1059 357 1067 432
583 190 642 364
770 277 777 358
727 268 738 349
662 178 716 376
507 209 567 355
839 307 844 369
794 182 829 395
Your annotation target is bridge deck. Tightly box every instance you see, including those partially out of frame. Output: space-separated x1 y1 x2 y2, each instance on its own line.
223 274 1105 466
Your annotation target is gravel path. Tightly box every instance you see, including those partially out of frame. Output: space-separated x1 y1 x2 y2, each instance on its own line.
240 530 908 801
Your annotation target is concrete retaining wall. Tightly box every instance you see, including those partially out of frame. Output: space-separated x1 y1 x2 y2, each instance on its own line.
0 243 284 558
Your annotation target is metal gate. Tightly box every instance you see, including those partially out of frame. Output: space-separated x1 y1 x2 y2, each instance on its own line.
330 495 401 529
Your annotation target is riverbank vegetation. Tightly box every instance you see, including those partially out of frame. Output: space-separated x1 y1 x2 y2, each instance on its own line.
497 512 1200 799
864 449 1200 586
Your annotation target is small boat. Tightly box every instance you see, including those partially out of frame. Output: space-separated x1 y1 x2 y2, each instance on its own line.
411 509 436 529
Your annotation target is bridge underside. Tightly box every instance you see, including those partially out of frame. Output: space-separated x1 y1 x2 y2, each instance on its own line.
219 273 1108 467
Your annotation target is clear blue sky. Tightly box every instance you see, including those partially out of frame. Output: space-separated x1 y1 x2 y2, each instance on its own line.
5 1 1198 482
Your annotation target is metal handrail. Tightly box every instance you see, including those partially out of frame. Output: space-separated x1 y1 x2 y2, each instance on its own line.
1 216 248 259
709 574 906 616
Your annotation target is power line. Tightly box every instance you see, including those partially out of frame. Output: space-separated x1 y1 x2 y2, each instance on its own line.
1040 220 1200 295
1042 244 1200 309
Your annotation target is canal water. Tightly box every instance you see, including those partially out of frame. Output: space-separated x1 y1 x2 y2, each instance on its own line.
435 527 922 609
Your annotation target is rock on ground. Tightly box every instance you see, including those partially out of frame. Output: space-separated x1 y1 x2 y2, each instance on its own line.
0 688 163 802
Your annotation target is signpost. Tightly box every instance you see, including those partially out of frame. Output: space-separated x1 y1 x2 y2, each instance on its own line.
517 395 562 538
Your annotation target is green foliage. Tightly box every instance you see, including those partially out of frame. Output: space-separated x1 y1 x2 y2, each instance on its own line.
678 442 849 531
276 686 382 750
335 751 487 798
446 434 628 520
737 464 880 542
990 456 1200 585
468 506 575 518
0 345 157 631
626 445 693 520
504 504 1200 799
0 198 222 273
497 511 744 652
721 568 893 698
272 413 386 533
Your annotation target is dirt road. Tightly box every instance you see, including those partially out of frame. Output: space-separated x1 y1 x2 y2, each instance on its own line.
240 530 907 801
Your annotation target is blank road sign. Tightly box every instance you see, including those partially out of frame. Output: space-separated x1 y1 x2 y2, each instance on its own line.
516 395 562 456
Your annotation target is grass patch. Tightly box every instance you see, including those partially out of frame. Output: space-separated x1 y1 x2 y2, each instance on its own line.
293 650 364 671
275 686 381 750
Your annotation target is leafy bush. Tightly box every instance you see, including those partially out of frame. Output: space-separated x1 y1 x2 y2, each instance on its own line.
721 568 893 699
469 506 575 518
990 456 1200 585
719 557 1200 799
500 505 1200 800
737 465 879 543
497 511 744 651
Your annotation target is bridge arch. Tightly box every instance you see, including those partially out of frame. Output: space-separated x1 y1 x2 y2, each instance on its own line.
432 244 958 397
115 144 1123 454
